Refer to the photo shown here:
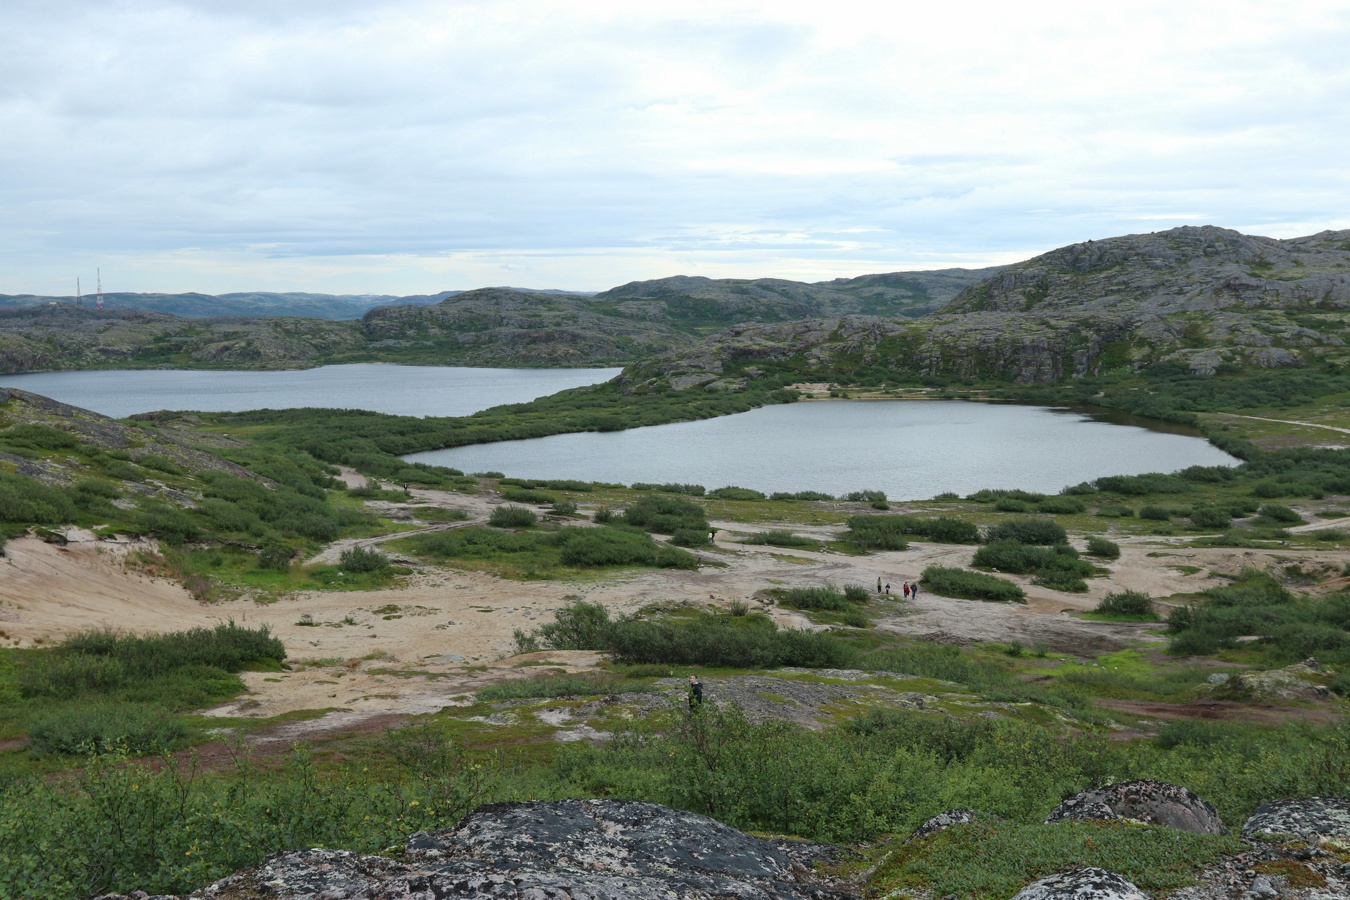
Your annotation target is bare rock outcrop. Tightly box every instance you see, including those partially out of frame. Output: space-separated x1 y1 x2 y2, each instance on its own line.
103 800 854 900
1242 797 1350 849
1044 779 1227 835
1010 867 1148 900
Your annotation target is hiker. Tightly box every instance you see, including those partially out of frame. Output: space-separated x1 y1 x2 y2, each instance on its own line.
688 674 704 710
903 582 911 598
877 577 882 594
911 583 919 600
884 582 891 595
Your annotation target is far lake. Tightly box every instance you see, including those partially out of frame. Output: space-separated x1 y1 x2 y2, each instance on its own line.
406 400 1239 499
0 364 623 419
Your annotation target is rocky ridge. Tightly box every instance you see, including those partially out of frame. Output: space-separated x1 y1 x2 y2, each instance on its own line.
619 226 1350 388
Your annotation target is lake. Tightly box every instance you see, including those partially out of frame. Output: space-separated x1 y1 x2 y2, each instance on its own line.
0 364 623 419
406 399 1239 499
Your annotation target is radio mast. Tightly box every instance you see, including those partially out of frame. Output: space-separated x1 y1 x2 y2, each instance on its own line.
97 269 104 310
76 277 82 307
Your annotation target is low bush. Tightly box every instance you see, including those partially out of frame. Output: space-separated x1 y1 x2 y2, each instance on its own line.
256 545 294 571
843 584 870 604
921 566 1026 603
671 528 711 547
502 487 555 504
28 701 188 755
1257 503 1303 524
1096 590 1156 618
741 531 820 549
770 490 834 501
556 528 698 569
0 472 78 524
489 505 538 528
1096 504 1134 518
1190 507 1232 530
631 482 705 496
1085 537 1120 559
549 500 578 516
604 618 856 669
707 486 765 500
983 518 1067 546
338 546 390 573
778 587 852 611
845 515 980 549
621 495 709 535
1038 496 1086 514
1139 505 1176 521
842 489 888 502
994 498 1028 513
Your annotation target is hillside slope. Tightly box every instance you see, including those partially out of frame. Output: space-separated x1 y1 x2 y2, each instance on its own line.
622 227 1350 388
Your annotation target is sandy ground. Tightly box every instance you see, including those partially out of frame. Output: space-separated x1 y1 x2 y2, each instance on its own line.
5 487 1348 742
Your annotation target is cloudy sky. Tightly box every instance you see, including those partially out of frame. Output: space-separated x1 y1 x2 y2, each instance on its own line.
3 0 1348 295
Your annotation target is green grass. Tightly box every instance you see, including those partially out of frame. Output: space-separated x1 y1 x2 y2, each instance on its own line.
872 820 1242 900
475 674 658 702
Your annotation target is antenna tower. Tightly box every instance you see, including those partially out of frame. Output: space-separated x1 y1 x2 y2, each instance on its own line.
76 277 82 307
97 269 104 310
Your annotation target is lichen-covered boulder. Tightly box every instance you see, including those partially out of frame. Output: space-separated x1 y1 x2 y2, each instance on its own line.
1241 797 1350 849
101 799 855 900
1045 779 1227 835
1010 867 1147 899
905 808 982 842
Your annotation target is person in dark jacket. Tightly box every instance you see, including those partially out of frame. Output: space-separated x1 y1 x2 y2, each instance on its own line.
688 674 704 710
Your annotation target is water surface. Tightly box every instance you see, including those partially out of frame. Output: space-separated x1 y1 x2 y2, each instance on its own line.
407 400 1238 499
0 364 622 418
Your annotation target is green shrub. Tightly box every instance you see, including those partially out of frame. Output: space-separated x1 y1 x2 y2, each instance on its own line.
489 505 538 528
549 500 578 516
1190 507 1231 529
621 495 709 535
1096 590 1156 618
770 490 833 501
845 514 979 549
921 566 1026 603
593 507 613 523
0 472 78 523
631 482 705 495
604 618 856 669
1094 473 1193 495
842 489 887 502
1139 505 1174 520
502 487 555 504
671 528 711 547
843 584 870 604
29 701 188 755
1085 537 1120 559
1096 504 1134 518
1257 503 1302 524
1038 496 1086 514
778 587 851 611
741 531 820 549
994 498 1028 513
515 599 614 651
338 546 390 573
707 486 766 500
256 545 294 571
556 527 698 569
983 518 1067 545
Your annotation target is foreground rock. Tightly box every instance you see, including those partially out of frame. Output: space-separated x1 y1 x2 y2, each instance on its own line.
1242 797 1350 849
1010 868 1147 900
1045 779 1227 835
107 800 855 900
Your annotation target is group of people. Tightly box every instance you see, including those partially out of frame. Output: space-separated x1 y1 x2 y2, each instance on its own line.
876 577 919 599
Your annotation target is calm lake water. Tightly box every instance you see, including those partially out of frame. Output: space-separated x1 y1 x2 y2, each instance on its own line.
0 365 623 418
406 400 1239 499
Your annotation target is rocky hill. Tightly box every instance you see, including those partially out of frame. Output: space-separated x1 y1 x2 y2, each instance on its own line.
622 226 1350 387
0 268 998 373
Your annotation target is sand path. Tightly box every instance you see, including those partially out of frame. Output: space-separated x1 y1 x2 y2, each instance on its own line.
5 498 1347 741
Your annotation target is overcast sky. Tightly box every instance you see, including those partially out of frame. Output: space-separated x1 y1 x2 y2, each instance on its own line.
3 0 1348 295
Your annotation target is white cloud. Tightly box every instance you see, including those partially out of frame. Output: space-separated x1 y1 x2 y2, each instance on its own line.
1 0 1348 294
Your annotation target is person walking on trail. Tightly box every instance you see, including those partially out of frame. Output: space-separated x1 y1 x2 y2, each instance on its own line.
877 577 883 594
903 582 911 599
911 582 919 600
688 674 704 710
884 583 891 595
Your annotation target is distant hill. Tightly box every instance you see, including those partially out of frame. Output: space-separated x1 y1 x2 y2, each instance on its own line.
0 288 594 321
0 266 1002 373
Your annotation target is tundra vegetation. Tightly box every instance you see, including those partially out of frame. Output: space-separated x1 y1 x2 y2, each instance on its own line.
5 227 1350 896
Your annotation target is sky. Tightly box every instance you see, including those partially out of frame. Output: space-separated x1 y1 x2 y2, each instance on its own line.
2 0 1348 296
